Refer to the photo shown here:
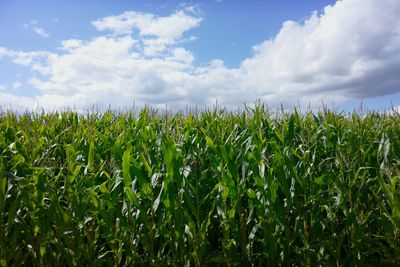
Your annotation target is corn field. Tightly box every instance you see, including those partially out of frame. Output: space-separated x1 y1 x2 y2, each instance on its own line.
1 106 400 266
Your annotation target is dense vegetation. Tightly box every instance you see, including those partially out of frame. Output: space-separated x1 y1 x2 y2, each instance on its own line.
0 106 399 266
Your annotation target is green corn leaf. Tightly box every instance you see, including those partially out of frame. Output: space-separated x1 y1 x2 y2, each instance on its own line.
88 141 95 172
122 149 132 186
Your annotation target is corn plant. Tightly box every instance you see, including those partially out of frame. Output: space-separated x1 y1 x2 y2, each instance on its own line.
0 105 399 266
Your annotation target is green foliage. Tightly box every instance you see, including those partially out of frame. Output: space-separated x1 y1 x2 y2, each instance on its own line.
0 106 399 266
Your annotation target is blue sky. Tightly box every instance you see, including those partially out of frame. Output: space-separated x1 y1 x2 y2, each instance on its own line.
0 0 399 112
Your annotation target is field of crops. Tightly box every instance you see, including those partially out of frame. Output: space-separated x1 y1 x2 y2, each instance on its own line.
1 105 399 266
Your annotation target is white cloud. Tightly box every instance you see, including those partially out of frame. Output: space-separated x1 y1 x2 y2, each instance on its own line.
33 26 50 38
0 47 8 59
92 7 202 56
0 92 39 111
6 50 53 66
12 81 22 89
22 20 50 38
60 39 83 51
1 0 400 111
241 0 400 99
386 105 400 115
92 7 201 38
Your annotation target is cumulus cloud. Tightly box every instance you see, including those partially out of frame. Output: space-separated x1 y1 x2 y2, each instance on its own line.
92 6 202 56
1 49 53 68
241 0 400 99
0 0 400 111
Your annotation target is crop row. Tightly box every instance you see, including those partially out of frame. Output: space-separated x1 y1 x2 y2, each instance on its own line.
1 106 400 266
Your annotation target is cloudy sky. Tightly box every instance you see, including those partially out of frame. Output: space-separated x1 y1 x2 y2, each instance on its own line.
0 0 399 112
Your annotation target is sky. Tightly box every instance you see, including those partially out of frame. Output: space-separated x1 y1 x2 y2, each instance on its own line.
0 0 400 112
